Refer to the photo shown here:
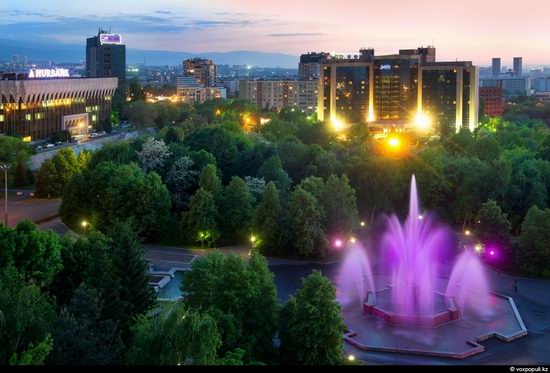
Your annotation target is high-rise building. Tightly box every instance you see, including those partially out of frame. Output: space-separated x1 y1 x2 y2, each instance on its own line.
183 58 217 87
479 80 504 117
492 58 501 77
480 77 530 98
86 30 126 83
239 80 317 113
299 52 330 80
317 47 479 134
176 76 226 104
513 57 523 77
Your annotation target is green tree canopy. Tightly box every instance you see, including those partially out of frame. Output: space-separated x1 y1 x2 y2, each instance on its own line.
279 270 345 365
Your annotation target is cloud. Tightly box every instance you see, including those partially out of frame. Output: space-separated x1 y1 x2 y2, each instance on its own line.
268 32 323 37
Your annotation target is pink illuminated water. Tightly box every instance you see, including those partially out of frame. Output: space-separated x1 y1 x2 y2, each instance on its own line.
339 175 491 321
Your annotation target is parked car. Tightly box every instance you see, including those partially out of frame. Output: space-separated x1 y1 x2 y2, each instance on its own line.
35 145 43 151
46 143 55 148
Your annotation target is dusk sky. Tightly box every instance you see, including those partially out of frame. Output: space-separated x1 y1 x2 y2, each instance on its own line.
2 0 550 65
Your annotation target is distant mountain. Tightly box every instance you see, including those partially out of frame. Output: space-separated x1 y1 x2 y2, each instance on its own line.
0 38 299 68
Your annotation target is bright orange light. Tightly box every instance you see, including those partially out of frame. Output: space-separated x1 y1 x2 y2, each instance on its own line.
215 109 222 116
387 137 401 149
414 111 432 131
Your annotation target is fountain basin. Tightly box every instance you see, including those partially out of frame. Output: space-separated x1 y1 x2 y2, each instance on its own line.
363 287 460 328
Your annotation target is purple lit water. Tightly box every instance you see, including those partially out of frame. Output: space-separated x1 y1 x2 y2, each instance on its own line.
338 175 491 321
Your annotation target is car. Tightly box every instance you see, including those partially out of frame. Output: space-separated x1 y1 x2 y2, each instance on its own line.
55 141 62 146
35 145 43 151
46 143 55 148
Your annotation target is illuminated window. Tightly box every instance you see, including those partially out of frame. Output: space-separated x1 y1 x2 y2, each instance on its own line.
25 114 32 121
92 115 97 122
0 115 3 122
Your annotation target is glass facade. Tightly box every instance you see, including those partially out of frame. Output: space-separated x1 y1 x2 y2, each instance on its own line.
462 69 471 128
334 65 369 123
374 59 418 121
421 69 457 136
323 66 331 120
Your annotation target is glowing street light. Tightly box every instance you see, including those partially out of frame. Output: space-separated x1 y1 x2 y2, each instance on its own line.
414 111 432 131
489 250 495 256
474 243 483 253
464 230 471 236
334 239 343 248
348 354 356 362
360 221 366 227
418 214 424 220
349 237 356 244
331 118 344 132
387 136 401 150
81 220 89 228
250 235 257 244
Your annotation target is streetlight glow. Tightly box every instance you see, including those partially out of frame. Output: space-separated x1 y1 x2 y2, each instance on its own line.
250 235 257 244
414 111 432 131
465 230 471 236
360 221 366 227
387 136 401 149
348 354 355 362
350 237 356 244
331 118 344 132
474 244 483 253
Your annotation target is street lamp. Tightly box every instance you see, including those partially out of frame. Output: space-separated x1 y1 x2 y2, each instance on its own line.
0 164 11 226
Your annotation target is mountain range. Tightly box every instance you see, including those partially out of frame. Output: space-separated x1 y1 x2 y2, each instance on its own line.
0 38 299 68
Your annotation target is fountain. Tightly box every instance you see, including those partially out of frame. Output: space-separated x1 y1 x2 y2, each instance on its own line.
340 175 528 358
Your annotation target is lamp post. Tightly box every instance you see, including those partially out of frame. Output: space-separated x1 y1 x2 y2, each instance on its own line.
0 164 10 226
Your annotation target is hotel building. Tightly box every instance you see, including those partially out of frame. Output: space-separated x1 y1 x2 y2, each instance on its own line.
317 47 479 134
0 72 118 141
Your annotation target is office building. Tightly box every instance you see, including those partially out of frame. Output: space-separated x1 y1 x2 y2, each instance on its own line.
299 52 331 80
317 47 479 134
480 77 530 98
86 30 126 83
239 80 318 113
492 58 501 77
176 76 226 104
479 80 504 117
0 71 117 141
183 58 217 87
513 57 523 77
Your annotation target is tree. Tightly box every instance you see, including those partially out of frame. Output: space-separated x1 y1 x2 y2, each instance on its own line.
198 164 223 199
60 162 171 239
181 252 278 362
287 187 328 258
48 284 125 365
35 147 82 198
219 176 254 241
321 175 359 236
279 270 345 365
122 100 157 129
252 182 281 255
108 221 156 342
257 155 292 191
89 141 137 168
244 176 266 203
0 136 32 184
181 188 219 248
477 200 511 249
137 137 171 173
13 160 29 187
519 206 550 275
165 156 198 211
128 303 221 365
0 220 63 288
0 267 55 365
9 335 52 366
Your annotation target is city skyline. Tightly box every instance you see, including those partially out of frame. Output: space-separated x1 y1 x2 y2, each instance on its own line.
1 0 550 65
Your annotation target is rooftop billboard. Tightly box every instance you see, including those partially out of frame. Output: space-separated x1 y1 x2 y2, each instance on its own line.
99 34 122 45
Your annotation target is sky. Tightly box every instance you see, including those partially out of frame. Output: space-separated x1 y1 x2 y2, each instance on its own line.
1 0 550 65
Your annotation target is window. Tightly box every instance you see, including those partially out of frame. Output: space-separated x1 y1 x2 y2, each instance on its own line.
0 115 4 122
25 114 32 121
92 115 97 122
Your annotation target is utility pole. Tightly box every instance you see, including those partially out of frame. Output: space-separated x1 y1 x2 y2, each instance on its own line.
0 164 10 226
